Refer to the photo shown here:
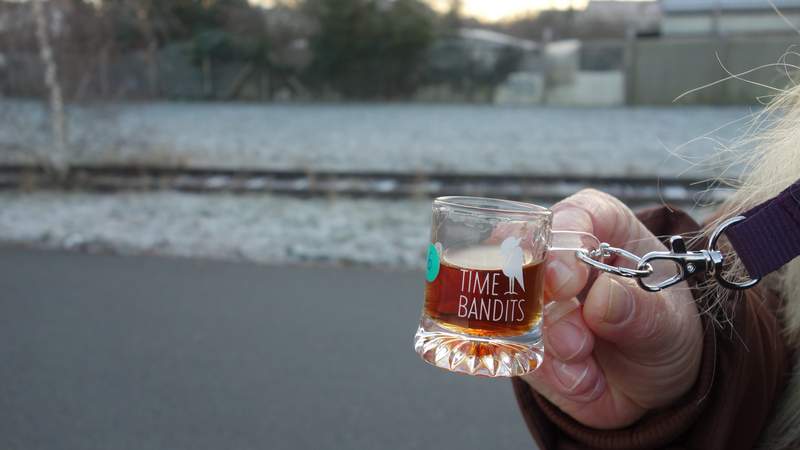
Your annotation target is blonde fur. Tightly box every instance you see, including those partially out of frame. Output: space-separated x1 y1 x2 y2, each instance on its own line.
694 82 800 449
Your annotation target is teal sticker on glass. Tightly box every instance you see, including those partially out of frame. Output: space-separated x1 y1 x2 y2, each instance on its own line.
426 243 441 282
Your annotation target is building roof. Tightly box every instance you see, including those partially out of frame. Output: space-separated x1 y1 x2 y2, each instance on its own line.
458 28 538 51
579 0 661 30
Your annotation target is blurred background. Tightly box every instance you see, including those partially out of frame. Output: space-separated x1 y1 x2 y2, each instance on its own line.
0 0 796 448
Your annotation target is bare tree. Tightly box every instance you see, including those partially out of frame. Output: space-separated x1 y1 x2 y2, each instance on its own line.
132 0 160 98
32 0 68 176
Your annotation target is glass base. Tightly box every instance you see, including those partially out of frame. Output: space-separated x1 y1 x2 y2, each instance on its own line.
413 316 543 377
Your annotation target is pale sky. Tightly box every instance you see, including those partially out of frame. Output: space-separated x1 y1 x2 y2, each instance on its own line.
253 0 601 22
428 0 591 22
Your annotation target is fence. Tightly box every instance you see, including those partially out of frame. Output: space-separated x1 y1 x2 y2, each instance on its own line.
4 35 800 104
627 35 799 105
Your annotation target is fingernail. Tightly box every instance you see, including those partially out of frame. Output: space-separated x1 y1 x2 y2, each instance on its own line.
605 279 634 324
544 297 581 324
547 319 588 361
546 259 573 296
554 360 589 392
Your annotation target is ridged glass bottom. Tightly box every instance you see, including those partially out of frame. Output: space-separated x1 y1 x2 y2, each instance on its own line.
414 317 543 377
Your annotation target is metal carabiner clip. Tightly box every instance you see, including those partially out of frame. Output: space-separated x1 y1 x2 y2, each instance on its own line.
635 236 721 292
572 216 761 292
576 243 654 279
635 216 760 292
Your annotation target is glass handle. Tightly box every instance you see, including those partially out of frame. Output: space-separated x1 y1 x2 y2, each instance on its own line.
549 230 600 254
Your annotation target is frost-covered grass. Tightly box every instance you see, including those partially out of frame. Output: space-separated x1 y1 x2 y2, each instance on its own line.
0 192 432 268
0 100 754 177
0 100 741 266
0 191 717 268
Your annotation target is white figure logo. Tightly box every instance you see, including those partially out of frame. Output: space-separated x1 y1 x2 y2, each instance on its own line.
500 236 525 295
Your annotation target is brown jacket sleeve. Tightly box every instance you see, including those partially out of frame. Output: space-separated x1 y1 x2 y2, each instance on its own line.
512 206 790 450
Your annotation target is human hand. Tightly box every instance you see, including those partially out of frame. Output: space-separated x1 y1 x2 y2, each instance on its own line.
522 190 703 429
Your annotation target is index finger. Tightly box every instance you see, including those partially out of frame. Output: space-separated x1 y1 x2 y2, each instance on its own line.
545 189 665 301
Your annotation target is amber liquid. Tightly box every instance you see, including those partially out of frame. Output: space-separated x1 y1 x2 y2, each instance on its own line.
425 247 544 337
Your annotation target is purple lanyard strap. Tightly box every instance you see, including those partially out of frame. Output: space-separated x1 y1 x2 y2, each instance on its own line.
725 179 800 280
579 178 800 292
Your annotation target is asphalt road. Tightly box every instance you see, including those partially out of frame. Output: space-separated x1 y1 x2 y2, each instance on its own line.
0 247 535 450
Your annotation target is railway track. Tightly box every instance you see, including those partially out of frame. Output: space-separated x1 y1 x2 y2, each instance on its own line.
0 165 728 205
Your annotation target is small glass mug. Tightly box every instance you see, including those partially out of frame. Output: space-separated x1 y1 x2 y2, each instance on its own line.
413 196 595 377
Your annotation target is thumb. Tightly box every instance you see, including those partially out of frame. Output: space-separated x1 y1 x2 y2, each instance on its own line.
582 274 699 361
582 274 703 408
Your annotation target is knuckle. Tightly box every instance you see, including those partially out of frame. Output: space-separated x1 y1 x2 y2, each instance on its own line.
558 189 640 244
577 188 619 208
556 189 604 211
575 188 605 199
608 203 635 245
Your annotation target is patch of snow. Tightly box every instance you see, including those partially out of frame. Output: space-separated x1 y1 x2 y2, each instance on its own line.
0 191 716 268
0 191 432 269
0 100 753 178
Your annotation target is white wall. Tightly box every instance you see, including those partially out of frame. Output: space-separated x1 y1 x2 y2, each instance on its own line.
547 71 625 107
662 12 800 35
